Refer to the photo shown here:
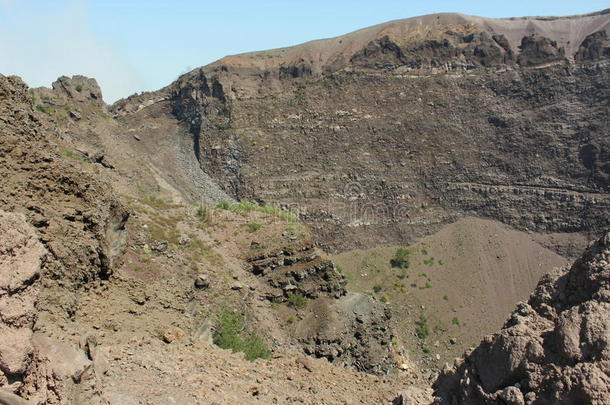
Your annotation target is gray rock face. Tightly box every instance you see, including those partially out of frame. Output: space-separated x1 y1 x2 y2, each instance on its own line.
109 15 610 254
51 75 104 104
575 31 610 62
432 230 610 404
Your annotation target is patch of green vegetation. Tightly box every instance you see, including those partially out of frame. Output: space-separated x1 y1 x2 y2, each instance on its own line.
451 317 461 327
421 248 428 255
422 347 431 354
75 84 83 92
391 248 412 269
62 148 83 161
438 260 444 265
287 292 308 309
423 257 435 266
419 282 432 290
128 263 142 272
215 200 299 222
415 314 429 339
334 264 343 273
196 204 210 218
187 235 223 267
141 195 176 210
443 295 449 301
380 295 388 303
287 315 297 324
247 221 262 232
145 214 181 245
213 309 271 361
35 104 53 114
373 284 383 293
215 200 231 210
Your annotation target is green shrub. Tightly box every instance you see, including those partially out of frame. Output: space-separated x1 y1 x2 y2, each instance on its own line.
287 315 297 324
287 292 308 309
247 221 262 232
35 104 52 114
75 84 83 92
391 248 412 269
373 284 383 293
62 148 83 160
451 317 461 326
443 295 449 301
415 314 429 339
215 201 231 210
196 205 212 225
214 200 298 222
213 309 270 361
196 205 209 218
380 295 388 303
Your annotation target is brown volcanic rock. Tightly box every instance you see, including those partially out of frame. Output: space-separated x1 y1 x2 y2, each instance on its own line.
108 11 610 255
0 211 46 378
517 34 565 66
0 74 129 288
0 74 129 403
432 230 610 405
576 30 610 62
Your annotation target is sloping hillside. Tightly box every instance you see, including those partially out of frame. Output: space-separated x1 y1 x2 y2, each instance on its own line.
334 218 567 370
431 229 610 404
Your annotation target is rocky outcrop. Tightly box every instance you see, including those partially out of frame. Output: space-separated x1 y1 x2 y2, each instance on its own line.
32 75 106 112
432 230 610 404
305 293 396 375
575 30 610 62
247 242 346 301
0 211 46 383
50 75 104 104
0 74 129 403
517 34 565 66
247 244 395 375
0 74 129 287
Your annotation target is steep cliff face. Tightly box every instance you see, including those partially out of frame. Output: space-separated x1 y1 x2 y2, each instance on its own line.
110 11 610 253
431 229 610 405
0 74 129 403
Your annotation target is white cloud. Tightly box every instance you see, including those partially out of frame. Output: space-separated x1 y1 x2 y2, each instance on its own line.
0 0 141 103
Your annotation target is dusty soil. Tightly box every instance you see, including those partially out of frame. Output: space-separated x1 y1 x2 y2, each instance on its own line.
432 229 610 404
333 218 567 371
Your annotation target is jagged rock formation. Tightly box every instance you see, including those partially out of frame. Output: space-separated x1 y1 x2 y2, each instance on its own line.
247 241 347 300
432 229 610 404
0 211 46 385
105 11 610 254
0 74 129 403
247 243 395 374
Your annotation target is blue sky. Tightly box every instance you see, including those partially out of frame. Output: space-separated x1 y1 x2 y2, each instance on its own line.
0 0 606 102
